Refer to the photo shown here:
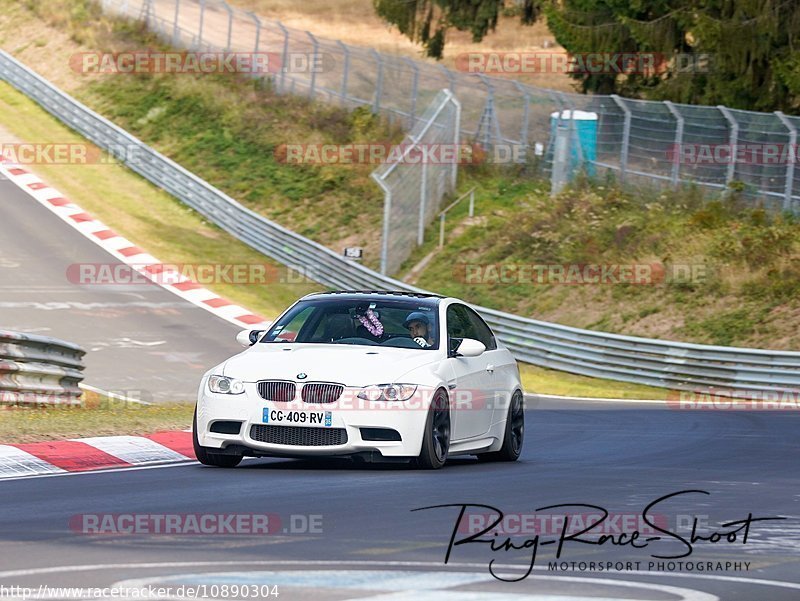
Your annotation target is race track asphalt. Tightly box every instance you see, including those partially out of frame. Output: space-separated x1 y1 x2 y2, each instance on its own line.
1 399 798 600
0 176 245 402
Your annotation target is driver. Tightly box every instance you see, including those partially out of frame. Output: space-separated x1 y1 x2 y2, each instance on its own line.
403 312 435 347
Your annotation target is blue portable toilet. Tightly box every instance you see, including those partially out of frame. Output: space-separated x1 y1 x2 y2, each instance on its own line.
549 109 598 177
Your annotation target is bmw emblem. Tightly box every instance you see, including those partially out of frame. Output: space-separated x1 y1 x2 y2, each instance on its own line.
297 373 307 380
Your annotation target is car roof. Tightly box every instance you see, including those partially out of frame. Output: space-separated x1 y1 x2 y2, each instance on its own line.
300 290 444 305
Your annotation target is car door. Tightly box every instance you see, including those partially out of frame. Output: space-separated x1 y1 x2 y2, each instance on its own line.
445 303 492 440
462 305 514 429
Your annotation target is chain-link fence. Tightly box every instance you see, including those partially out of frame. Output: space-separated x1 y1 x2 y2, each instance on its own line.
101 0 800 219
371 90 460 275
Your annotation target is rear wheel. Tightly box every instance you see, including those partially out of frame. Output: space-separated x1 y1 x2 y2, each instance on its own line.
416 390 450 469
192 408 243 468
477 390 524 462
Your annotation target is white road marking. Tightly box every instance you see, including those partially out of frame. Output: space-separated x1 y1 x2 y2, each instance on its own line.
0 459 201 482
0 561 795 594
0 301 192 310
113 570 716 601
74 436 190 463
0 446 65 479
525 393 668 405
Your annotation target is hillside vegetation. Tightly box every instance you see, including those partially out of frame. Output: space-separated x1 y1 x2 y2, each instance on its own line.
1 0 799 351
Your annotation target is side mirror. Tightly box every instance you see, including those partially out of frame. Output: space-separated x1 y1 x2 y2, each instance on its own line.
236 328 267 347
455 338 486 357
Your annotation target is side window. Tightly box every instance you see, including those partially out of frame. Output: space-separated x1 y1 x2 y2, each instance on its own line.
446 304 479 353
464 306 497 350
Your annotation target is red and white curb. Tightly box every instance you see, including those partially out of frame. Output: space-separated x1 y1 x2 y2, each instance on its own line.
0 159 269 329
0 431 195 480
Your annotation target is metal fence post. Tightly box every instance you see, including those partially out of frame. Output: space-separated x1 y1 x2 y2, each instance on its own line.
551 121 570 196
172 0 180 46
439 65 456 95
372 49 384 114
546 90 570 181
276 22 289 94
404 58 419 130
197 0 206 49
611 95 631 183
718 105 738 185
439 213 446 248
775 111 797 211
418 160 428 245
143 0 153 28
306 31 318 99
247 12 261 53
513 81 530 163
450 90 461 190
378 186 392 274
664 101 684 188
476 75 502 151
337 40 349 106
468 188 474 217
558 92 583 166
222 1 233 51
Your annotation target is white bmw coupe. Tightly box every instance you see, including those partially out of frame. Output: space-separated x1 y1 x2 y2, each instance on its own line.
194 291 524 469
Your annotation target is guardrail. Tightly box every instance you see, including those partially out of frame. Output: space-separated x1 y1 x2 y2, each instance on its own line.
2 50 798 395
0 329 86 405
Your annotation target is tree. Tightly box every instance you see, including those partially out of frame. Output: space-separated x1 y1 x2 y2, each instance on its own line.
372 0 541 60
373 0 800 112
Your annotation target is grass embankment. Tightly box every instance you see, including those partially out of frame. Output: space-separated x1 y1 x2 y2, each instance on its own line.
406 173 800 350
0 82 321 317
0 390 194 443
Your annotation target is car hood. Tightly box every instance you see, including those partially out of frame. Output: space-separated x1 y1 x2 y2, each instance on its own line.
222 343 443 386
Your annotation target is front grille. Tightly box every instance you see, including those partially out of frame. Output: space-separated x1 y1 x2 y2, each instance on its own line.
257 380 296 402
250 424 348 446
301 382 344 403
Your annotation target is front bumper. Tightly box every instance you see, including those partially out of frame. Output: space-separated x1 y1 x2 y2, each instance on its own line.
196 383 436 458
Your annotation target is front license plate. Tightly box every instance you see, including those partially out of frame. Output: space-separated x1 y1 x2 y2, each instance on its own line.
263 408 331 427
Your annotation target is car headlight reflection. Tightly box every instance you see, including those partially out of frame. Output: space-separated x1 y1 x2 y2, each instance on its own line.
357 384 417 402
208 375 245 395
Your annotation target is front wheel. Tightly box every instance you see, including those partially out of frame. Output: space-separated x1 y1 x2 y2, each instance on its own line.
416 391 450 469
477 390 524 462
193 408 243 468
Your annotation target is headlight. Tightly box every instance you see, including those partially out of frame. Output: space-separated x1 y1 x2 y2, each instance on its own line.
357 384 417 402
208 375 245 395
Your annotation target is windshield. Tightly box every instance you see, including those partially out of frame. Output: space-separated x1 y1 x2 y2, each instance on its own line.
260 298 440 350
